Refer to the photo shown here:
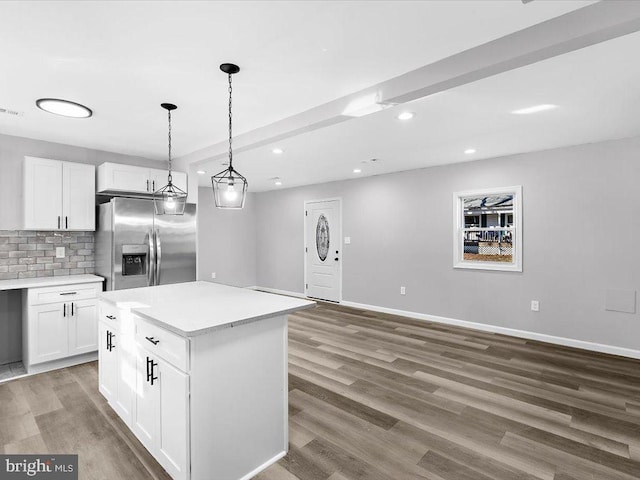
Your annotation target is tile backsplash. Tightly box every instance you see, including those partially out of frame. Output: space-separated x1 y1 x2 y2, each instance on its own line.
0 230 95 280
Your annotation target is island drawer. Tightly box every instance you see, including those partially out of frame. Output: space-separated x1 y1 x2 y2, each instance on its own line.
135 316 189 372
28 282 100 306
99 300 121 329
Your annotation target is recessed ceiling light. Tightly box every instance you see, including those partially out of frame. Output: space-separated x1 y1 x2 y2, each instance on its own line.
275 180 282 186
353 168 362 174
272 148 284 154
464 148 476 154
511 104 557 115
36 98 92 118
397 112 414 121
197 170 206 175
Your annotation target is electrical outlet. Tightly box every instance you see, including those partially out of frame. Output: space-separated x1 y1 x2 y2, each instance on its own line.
531 300 540 312
211 272 216 279
400 286 406 295
344 237 351 245
55 247 65 259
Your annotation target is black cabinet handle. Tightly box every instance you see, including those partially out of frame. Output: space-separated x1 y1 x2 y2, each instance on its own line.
106 315 116 320
106 331 110 351
63 303 66 317
65 216 68 229
146 356 158 385
71 302 74 316
60 292 77 296
106 331 115 351
57 216 61 229
145 336 160 345
152 180 155 191
146 179 149 192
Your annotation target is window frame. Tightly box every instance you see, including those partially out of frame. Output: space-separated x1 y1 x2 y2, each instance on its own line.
452 185 522 272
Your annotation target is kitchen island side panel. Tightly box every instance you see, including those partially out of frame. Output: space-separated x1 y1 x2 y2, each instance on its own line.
190 314 288 480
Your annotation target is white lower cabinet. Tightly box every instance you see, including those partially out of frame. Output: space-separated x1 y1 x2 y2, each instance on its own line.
23 282 101 372
134 351 189 480
98 300 288 480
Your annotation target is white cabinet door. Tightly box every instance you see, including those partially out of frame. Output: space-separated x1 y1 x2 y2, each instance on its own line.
68 299 98 356
132 351 189 480
115 345 135 426
62 162 96 231
98 163 151 194
149 169 188 195
98 321 118 403
157 358 189 480
23 157 63 230
133 351 160 450
29 303 68 364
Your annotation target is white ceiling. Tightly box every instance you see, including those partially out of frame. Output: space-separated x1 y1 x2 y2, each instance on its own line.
0 0 594 161
194 27 640 190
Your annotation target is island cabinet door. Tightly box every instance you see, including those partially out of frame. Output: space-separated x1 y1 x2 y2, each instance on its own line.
133 353 160 452
157 358 189 480
98 322 118 403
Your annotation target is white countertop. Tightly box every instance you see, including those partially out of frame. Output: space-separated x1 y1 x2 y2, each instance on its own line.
98 281 315 337
0 274 104 291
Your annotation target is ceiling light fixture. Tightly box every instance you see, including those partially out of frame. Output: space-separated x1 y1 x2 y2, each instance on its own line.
153 103 187 215
275 180 282 186
197 170 206 175
353 168 362 174
272 148 284 154
212 63 247 209
35 98 92 118
511 104 557 115
397 112 414 121
464 148 476 154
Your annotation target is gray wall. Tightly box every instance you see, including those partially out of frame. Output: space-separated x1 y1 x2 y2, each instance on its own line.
0 132 161 230
0 290 21 364
254 136 640 351
197 188 257 288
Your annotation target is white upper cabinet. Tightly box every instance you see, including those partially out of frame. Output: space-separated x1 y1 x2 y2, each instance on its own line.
23 156 95 231
97 162 188 196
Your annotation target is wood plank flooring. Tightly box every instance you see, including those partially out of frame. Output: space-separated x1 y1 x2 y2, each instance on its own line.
1 302 639 479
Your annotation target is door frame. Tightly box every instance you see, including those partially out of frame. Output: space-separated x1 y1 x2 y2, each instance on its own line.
303 197 343 303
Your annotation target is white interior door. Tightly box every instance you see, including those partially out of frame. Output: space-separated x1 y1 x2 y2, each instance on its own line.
305 199 341 302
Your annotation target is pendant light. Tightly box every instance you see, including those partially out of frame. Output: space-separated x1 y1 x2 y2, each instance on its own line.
154 103 187 215
212 63 247 209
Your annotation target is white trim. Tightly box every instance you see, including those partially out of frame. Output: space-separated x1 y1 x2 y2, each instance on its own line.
248 286 307 299
340 300 640 360
453 185 523 272
303 197 343 302
238 450 287 480
250 286 640 359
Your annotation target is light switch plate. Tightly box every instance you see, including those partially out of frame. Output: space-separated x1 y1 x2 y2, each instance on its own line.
55 247 65 259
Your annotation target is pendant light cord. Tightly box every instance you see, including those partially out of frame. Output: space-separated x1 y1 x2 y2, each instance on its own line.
228 73 233 172
167 109 173 183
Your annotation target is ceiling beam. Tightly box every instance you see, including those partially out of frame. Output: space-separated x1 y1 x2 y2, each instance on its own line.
176 1 640 171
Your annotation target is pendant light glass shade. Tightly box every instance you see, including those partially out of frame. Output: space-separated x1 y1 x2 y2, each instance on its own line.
212 63 248 209
154 103 187 215
212 167 247 209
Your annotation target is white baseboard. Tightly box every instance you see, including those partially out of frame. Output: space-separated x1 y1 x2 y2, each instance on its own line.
248 286 307 299
340 300 640 360
239 450 287 480
251 286 640 359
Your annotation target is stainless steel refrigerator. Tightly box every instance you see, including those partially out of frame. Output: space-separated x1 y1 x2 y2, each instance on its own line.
96 197 196 291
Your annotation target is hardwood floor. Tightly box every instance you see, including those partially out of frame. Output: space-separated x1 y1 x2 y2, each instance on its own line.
1 302 640 479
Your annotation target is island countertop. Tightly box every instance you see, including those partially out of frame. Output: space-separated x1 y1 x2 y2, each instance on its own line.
98 281 315 337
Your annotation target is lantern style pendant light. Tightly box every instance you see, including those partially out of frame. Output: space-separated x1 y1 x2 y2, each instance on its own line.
212 63 247 209
154 103 187 215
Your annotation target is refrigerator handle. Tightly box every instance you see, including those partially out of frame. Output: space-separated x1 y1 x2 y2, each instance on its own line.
147 230 155 287
155 229 162 285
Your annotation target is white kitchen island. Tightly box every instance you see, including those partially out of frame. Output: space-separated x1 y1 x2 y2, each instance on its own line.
98 281 314 480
